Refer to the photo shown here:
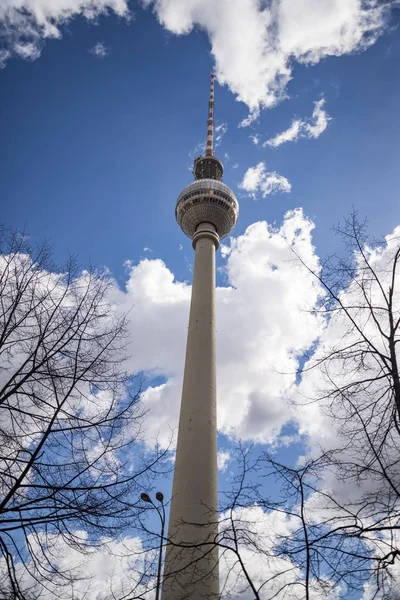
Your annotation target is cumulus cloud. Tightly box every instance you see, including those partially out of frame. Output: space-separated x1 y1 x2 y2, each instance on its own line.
1 505 338 599
218 504 341 599
265 99 331 148
4 216 399 596
142 0 390 121
89 41 109 58
0 530 154 599
239 161 291 197
112 209 323 449
1 0 392 125
219 506 299 593
0 0 129 65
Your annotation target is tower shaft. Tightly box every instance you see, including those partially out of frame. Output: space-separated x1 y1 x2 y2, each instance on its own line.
163 73 238 599
162 222 219 600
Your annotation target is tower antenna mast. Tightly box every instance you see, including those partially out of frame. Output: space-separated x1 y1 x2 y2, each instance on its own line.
206 73 215 156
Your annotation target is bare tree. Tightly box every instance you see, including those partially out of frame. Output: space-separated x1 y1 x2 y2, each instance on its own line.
216 446 335 600
189 214 400 599
293 212 400 592
213 444 399 599
0 227 165 599
216 214 400 598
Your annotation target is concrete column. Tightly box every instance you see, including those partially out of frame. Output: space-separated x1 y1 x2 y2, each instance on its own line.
162 222 220 600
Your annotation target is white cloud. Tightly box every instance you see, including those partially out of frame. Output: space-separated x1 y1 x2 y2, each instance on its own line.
0 49 10 69
265 119 303 148
215 122 228 147
5 217 399 597
305 98 331 138
250 134 260 145
114 209 323 449
0 0 393 118
143 0 390 120
239 162 265 192
265 99 331 148
89 42 109 58
219 505 340 599
0 530 155 599
217 450 231 472
1 506 340 599
239 109 260 128
0 0 129 65
4 218 399 597
239 161 291 197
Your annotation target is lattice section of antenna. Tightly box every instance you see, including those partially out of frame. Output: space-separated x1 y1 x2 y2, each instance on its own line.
205 74 215 157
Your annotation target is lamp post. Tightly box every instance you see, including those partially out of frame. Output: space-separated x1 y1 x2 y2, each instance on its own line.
140 492 165 600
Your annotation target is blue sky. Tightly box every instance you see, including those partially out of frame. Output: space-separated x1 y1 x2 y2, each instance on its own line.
2 2 399 282
1 1 400 597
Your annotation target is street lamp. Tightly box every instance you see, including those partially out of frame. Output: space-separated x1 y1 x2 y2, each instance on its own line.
140 492 165 600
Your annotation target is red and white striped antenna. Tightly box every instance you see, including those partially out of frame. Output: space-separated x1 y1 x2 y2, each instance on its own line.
205 73 215 157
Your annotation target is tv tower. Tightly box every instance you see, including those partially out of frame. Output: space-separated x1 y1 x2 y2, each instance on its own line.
162 75 239 599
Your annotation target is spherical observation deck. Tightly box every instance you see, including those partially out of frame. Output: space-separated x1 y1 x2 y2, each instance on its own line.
176 178 239 241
